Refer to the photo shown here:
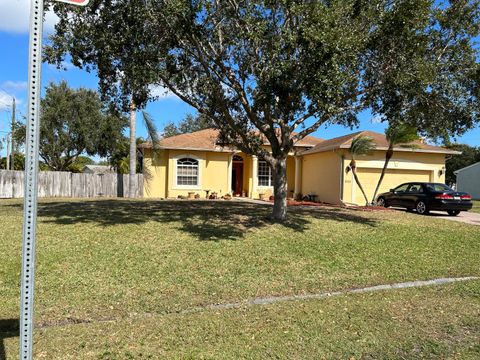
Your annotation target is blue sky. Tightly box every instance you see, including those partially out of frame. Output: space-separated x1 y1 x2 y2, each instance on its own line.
1 0 479 158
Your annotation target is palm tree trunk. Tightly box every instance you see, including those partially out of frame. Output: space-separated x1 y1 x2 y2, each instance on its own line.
129 100 137 198
350 160 369 205
271 157 288 222
372 146 393 203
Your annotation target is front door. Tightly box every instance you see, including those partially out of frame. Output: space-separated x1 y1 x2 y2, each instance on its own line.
232 163 243 196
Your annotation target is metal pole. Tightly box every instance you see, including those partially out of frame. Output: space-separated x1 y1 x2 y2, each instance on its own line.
6 135 10 170
11 97 16 170
20 0 44 358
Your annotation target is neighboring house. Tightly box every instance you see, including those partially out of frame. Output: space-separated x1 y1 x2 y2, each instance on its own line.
454 162 480 200
82 165 115 174
140 129 458 205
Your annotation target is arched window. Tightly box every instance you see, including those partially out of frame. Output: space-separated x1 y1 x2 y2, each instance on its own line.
233 155 243 162
176 158 199 186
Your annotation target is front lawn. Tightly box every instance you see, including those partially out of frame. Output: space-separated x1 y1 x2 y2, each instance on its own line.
471 200 480 213
1 199 479 358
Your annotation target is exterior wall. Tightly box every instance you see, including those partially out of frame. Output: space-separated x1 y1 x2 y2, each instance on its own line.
143 149 231 198
456 163 480 199
143 148 169 198
341 150 446 205
286 156 296 198
251 155 296 200
203 151 231 197
301 151 342 204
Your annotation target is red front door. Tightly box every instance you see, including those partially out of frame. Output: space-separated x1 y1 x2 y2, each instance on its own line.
232 162 243 196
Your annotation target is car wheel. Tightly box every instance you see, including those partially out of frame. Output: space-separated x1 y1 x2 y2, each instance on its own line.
447 210 460 216
377 197 388 207
416 201 429 215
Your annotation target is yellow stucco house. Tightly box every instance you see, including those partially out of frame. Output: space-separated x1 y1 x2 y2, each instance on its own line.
140 129 458 205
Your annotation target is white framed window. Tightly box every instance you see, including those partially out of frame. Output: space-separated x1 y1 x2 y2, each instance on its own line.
176 158 199 186
258 160 273 187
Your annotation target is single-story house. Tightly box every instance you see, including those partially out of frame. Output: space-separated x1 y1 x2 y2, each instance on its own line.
140 129 458 205
454 162 480 200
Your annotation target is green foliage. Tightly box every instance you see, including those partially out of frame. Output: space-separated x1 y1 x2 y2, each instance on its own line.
385 124 419 147
15 81 128 171
163 113 213 138
364 0 480 141
445 144 480 185
0 153 25 170
349 136 376 159
108 137 143 174
67 155 96 173
46 0 480 219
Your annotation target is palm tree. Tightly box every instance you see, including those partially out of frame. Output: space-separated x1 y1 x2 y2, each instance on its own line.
372 124 418 203
128 101 160 198
348 136 376 205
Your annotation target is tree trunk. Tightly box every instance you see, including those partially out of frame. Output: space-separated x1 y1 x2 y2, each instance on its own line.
271 157 288 222
350 159 369 205
371 146 393 203
129 100 137 198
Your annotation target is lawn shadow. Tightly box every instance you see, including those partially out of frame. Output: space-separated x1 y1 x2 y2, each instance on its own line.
0 319 19 360
6 200 379 241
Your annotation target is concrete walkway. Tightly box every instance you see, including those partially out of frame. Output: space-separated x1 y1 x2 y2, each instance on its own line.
36 276 478 330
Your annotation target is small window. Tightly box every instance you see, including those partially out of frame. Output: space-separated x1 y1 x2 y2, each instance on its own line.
233 155 243 162
176 158 199 186
258 160 273 187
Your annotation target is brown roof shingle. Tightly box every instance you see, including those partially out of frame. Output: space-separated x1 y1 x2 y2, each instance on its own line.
301 130 460 155
139 128 323 151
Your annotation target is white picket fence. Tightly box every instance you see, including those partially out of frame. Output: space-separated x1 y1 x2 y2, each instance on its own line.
0 170 143 199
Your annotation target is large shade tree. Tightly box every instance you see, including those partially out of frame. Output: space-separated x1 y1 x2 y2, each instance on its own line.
14 81 127 171
46 0 162 196
47 0 480 220
363 0 480 141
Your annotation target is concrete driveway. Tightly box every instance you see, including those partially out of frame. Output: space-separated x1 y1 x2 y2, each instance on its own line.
427 210 480 225
392 207 480 225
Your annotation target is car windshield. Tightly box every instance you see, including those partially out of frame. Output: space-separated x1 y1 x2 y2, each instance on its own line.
425 183 453 192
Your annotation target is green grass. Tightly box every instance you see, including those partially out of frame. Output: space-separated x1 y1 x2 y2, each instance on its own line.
471 200 480 213
1 199 479 359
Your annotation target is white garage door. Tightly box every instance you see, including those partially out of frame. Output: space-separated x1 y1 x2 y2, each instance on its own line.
353 168 432 205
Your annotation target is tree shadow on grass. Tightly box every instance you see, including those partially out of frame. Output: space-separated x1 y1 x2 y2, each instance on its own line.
0 319 19 360
6 200 379 241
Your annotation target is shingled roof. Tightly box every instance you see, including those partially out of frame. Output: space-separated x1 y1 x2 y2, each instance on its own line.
301 130 460 155
139 128 323 152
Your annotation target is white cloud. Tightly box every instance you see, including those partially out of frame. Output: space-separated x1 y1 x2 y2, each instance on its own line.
370 114 385 124
0 0 58 33
1 80 28 93
0 90 13 111
149 85 179 101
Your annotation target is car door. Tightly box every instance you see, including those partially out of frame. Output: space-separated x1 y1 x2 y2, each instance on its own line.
389 184 410 207
404 183 424 209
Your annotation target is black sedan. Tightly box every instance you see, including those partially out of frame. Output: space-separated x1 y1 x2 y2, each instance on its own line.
376 182 473 216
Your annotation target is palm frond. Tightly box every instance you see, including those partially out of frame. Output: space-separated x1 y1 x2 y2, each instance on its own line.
349 136 376 156
142 111 160 147
386 123 419 145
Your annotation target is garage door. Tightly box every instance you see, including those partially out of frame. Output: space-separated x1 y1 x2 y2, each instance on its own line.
353 168 432 205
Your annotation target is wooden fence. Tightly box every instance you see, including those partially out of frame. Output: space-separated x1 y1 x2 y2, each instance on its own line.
0 170 143 199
